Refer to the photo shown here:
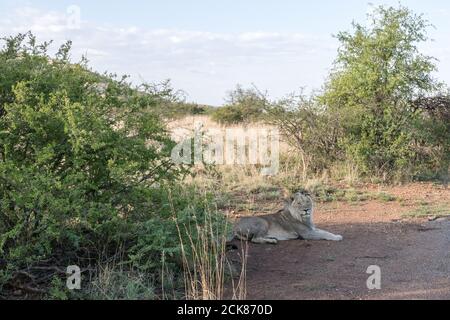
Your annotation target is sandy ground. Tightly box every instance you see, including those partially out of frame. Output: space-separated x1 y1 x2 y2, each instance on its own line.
228 183 450 300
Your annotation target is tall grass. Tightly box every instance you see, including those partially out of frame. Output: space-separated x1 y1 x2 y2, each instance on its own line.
227 241 248 300
167 189 247 300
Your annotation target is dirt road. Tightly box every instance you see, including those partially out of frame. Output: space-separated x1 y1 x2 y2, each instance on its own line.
230 184 450 300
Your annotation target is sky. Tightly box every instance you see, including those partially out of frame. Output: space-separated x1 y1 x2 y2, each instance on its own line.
1 0 449 105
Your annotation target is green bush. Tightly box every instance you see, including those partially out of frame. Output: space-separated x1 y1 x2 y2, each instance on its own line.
264 93 343 173
410 95 450 183
139 80 214 120
211 85 267 124
0 33 225 298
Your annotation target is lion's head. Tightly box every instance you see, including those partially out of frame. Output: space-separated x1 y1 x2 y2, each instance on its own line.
284 190 314 226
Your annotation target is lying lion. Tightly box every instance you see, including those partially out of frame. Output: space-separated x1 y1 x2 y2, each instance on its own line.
230 190 343 244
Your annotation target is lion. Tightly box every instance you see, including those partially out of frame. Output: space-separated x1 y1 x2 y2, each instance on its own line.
230 190 343 244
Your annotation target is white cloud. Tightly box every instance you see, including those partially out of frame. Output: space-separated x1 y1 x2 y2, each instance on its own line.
436 9 450 16
3 5 449 105
0 6 338 104
7 7 70 33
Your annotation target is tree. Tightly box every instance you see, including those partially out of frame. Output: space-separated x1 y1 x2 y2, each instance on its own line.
321 5 443 178
264 92 342 176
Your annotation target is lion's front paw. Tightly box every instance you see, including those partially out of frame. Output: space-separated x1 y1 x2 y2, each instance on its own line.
266 238 278 244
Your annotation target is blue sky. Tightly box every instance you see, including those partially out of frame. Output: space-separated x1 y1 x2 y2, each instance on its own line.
1 1 449 105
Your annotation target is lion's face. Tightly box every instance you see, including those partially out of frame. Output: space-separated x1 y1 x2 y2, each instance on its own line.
285 190 314 225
